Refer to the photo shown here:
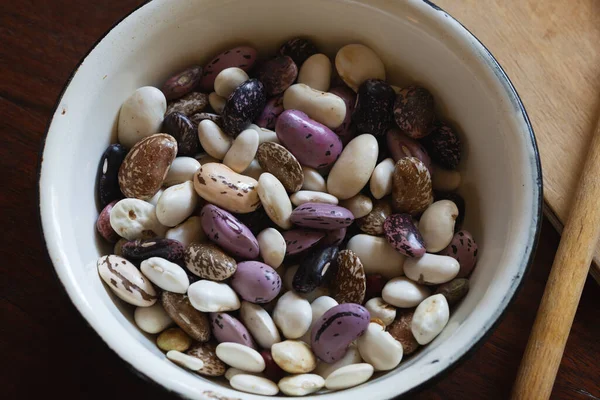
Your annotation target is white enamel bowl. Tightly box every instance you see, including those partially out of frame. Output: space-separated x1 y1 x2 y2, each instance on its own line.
39 0 542 398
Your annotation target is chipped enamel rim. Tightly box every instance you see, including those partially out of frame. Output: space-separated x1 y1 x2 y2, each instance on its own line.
38 0 542 399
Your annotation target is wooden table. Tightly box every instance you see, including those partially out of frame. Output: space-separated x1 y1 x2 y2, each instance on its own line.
0 1 598 399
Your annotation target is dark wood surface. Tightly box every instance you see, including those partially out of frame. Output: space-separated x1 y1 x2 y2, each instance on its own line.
0 1 598 399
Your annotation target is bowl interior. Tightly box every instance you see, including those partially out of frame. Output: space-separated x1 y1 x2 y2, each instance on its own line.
40 0 541 398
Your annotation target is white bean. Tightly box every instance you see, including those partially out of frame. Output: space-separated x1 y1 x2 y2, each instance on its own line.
240 301 281 349
214 67 249 98
411 294 449 345
357 322 403 371
110 198 167 240
208 92 226 114
419 200 459 252
324 363 374 390
166 350 204 371
147 188 163 206
230 374 279 396
156 181 198 227
346 234 405 278
314 343 362 379
197 119 232 159
140 257 189 294
369 158 395 199
225 367 262 381
164 157 201 187
283 265 299 292
216 343 265 373
301 166 327 192
297 53 332 92
335 44 385 92
273 291 312 339
187 280 240 312
290 190 338 206
257 228 286 269
283 83 346 129
364 297 396 326
134 302 173 334
272 340 317 374
118 86 166 148
278 374 325 396
223 128 259 173
165 216 206 247
403 253 459 285
250 124 280 145
257 173 293 229
382 277 431 308
339 194 373 219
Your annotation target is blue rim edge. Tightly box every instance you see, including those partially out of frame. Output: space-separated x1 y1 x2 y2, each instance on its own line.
36 0 543 399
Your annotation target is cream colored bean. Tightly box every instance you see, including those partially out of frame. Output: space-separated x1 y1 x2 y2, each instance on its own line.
242 159 264 180
419 200 459 252
357 322 403 371
230 374 279 396
297 53 332 92
278 374 325 396
327 134 379 200
214 67 249 98
97 255 157 307
364 297 396 326
335 44 386 92
197 120 232 160
301 166 327 192
134 302 173 334
431 164 462 192
165 216 206 247
187 280 240 312
257 228 286 269
166 350 205 371
250 124 280 145
156 181 198 227
272 340 317 373
314 343 362 379
346 234 405 278
216 343 265 373
324 363 374 390
370 158 395 199
118 86 166 148
290 190 338 206
147 188 163 206
257 173 293 229
223 128 259 173
411 294 449 345
283 84 346 129
273 291 312 339
382 277 431 308
339 194 373 219
225 367 262 381
164 157 201 187
208 92 226 114
403 253 460 285
193 163 260 214
110 199 167 240
141 257 189 294
283 265 299 292
240 301 281 349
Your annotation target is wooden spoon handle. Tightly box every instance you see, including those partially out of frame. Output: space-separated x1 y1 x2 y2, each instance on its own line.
511 115 600 399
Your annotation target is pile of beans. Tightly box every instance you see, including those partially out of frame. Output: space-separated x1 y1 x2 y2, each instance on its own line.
95 37 478 396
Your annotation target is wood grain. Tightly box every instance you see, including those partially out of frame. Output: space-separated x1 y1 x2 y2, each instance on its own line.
512 113 600 398
434 0 600 279
0 1 598 399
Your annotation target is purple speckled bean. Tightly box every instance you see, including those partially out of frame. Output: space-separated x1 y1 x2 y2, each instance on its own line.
231 261 282 303
210 312 256 348
200 204 259 259
290 202 354 230
275 110 342 169
383 214 426 258
257 56 298 97
311 303 370 363
387 128 432 173
278 38 318 66
352 79 396 137
221 79 266 137
439 230 478 278
321 227 347 246
96 200 120 243
162 65 203 101
254 95 284 129
199 46 258 92
329 86 356 139
121 238 185 265
282 229 325 256
420 121 461 170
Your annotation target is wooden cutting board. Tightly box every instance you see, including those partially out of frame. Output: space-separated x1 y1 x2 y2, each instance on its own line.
434 0 600 282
